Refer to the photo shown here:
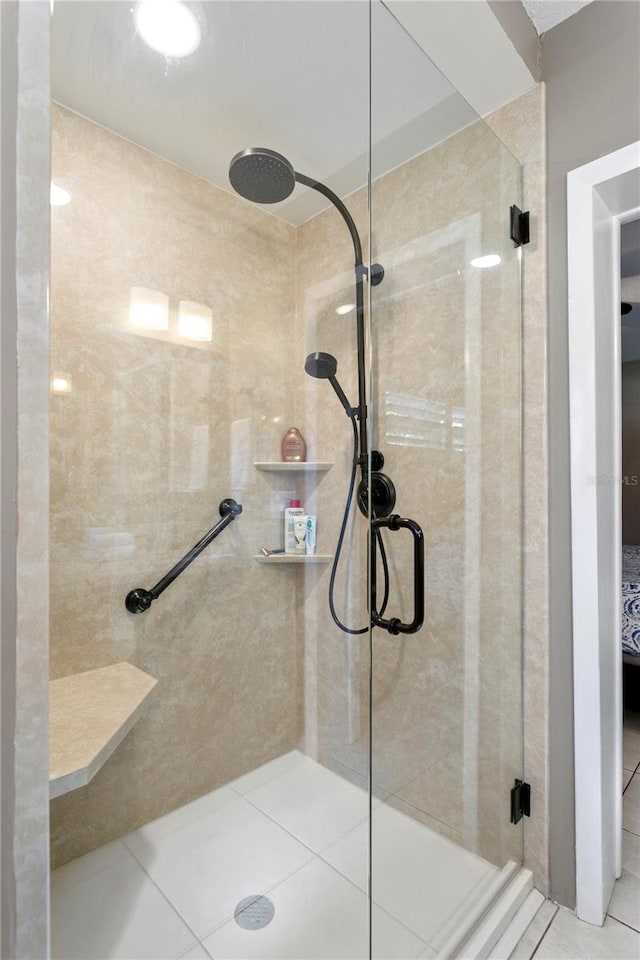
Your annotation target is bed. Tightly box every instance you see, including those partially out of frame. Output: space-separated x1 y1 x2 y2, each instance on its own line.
622 545 640 659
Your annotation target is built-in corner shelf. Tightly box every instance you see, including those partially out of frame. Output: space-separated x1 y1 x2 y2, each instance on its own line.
254 461 333 473
49 661 157 800
254 554 333 564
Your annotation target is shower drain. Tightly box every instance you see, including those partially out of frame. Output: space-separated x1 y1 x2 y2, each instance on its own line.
234 895 275 930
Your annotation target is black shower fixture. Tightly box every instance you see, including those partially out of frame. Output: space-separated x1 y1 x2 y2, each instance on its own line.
304 351 354 418
229 146 387 503
229 147 405 636
229 148 296 204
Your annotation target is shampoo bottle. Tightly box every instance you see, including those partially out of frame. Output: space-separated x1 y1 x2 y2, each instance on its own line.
284 499 304 554
281 427 306 462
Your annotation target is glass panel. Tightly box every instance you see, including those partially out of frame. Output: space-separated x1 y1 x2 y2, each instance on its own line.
49 3 374 957
369 2 524 955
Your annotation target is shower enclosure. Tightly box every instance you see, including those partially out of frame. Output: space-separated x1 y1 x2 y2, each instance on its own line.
49 2 524 957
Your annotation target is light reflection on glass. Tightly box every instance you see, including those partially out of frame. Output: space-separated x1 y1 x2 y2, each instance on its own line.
384 391 465 450
51 373 72 394
178 301 213 342
129 287 169 331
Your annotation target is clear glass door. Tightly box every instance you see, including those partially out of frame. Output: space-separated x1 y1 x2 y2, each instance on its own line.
48 1 523 956
368 3 524 955
49 3 374 957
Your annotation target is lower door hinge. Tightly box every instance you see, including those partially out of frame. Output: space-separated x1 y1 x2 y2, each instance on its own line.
510 779 531 824
510 205 530 246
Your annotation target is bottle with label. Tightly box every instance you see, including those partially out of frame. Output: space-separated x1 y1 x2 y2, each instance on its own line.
281 427 306 462
284 499 304 554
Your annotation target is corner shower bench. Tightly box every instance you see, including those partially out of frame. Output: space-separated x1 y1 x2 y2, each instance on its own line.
49 661 157 799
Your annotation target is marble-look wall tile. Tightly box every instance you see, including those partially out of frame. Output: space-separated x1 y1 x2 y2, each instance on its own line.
296 94 542 873
49 106 299 866
10 3 52 957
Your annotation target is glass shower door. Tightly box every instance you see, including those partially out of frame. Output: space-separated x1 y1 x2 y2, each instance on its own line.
367 2 524 955
49 3 376 958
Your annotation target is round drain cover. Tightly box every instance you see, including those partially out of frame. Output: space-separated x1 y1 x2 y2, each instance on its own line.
234 895 275 930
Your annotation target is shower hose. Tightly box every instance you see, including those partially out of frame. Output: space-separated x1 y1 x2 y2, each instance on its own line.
329 411 390 635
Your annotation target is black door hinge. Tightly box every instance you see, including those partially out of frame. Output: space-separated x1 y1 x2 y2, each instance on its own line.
510 779 531 824
510 205 530 246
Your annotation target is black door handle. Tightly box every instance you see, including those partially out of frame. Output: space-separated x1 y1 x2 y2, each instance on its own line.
371 515 424 635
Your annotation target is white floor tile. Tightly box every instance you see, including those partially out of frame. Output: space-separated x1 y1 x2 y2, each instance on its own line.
623 728 640 773
52 839 129 894
535 905 640 959
321 818 369 892
125 794 313 937
322 801 495 945
622 827 640 876
244 758 369 852
178 944 212 959
124 785 238 847
623 774 640 836
608 830 640 932
625 767 635 792
230 751 306 795
202 858 425 960
51 854 195 960
505 898 558 960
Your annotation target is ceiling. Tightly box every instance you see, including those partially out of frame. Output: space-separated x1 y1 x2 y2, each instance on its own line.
521 0 594 35
52 1 481 226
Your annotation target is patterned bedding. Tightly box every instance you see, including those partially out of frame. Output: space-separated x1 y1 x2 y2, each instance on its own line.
622 546 640 657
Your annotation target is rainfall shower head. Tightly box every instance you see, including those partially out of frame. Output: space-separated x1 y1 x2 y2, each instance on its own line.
305 352 353 418
228 148 295 204
305 352 337 379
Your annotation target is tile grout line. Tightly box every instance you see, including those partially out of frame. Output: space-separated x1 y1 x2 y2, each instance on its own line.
528 903 559 960
605 913 640 936
384 792 462 842
622 760 640 795
196 855 321 944
50 844 130 892
121 834 208 952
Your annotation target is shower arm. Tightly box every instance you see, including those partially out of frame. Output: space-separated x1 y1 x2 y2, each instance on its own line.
295 172 369 475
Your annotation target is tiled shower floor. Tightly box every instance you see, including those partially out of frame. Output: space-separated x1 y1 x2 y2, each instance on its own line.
51 751 497 960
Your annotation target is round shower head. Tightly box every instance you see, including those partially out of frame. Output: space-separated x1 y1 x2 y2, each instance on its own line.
229 148 296 204
305 352 338 379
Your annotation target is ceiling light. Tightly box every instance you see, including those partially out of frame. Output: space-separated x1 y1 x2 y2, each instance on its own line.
135 0 201 58
50 184 71 206
129 287 169 331
336 303 355 316
470 254 501 269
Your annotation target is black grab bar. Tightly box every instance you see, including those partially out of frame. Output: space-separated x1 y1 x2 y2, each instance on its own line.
125 498 242 614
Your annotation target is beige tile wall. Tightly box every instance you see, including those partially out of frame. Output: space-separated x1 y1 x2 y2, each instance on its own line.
50 84 547 886
49 105 300 867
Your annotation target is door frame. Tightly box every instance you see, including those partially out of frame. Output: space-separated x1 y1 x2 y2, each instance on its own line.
568 140 640 925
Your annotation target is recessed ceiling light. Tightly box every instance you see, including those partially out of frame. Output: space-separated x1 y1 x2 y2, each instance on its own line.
336 303 355 316
50 184 71 206
135 0 201 58
470 254 501 269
